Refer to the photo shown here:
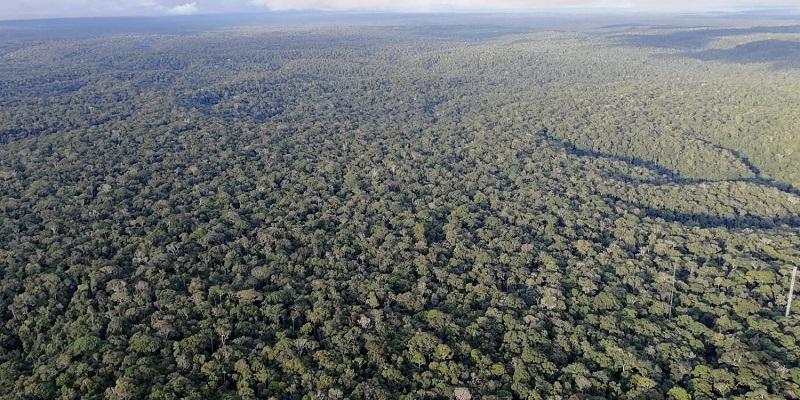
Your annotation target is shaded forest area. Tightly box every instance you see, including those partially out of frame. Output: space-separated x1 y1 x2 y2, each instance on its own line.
1 15 800 400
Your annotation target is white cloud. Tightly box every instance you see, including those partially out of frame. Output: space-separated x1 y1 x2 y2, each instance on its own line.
0 0 798 20
167 2 199 14
249 0 542 12
248 0 799 12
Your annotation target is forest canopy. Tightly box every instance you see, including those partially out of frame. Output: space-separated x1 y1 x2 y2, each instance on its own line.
1 13 800 400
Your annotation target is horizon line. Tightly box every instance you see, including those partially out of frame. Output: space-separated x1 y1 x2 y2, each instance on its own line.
1 7 799 23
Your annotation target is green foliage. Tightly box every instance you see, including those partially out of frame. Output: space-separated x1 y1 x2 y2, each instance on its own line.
668 386 691 400
68 336 103 356
0 16 799 400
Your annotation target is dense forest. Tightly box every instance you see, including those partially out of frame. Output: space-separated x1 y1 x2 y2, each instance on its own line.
1 14 800 399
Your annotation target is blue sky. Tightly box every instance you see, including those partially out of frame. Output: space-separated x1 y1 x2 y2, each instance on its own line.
1 0 798 20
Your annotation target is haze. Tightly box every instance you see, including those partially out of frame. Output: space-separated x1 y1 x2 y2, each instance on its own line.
1 0 799 20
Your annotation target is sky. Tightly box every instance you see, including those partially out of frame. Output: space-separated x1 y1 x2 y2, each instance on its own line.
0 0 798 20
